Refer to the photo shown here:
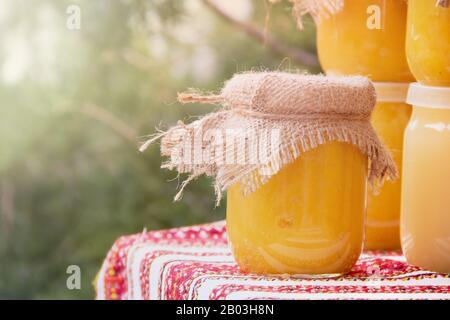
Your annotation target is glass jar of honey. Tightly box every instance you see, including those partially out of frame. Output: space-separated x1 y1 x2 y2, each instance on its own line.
401 84 450 273
143 72 397 276
406 0 450 87
227 142 368 275
316 0 414 82
365 83 411 250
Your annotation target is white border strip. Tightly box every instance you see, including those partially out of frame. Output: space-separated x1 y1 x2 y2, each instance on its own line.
95 260 107 300
158 256 236 300
126 244 230 300
225 291 450 300
194 275 450 300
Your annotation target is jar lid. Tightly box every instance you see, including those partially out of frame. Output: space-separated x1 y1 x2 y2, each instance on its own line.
407 83 450 110
373 82 409 103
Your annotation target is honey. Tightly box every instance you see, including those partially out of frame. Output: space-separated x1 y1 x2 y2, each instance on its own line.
227 142 368 275
401 84 450 273
406 0 450 87
365 83 411 250
316 0 413 82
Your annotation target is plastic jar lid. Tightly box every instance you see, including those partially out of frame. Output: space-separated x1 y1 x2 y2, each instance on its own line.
373 82 410 103
407 83 450 110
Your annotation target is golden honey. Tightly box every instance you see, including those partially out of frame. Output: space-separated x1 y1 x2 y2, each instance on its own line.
406 0 450 87
365 83 411 250
316 0 413 82
227 142 368 275
401 84 450 273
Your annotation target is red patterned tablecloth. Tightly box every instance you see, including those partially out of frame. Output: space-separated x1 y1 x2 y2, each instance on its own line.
96 220 450 300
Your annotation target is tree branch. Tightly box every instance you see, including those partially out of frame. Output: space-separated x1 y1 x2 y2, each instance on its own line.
202 0 318 68
79 103 138 144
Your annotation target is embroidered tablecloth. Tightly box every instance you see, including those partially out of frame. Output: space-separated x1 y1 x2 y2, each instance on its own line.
96 220 450 300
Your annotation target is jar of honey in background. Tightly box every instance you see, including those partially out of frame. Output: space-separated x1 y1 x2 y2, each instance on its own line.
401 84 450 273
406 0 450 87
365 83 411 250
227 142 368 275
316 0 414 82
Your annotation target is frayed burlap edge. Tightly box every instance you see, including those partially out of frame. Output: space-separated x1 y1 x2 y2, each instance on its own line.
269 0 344 29
436 0 450 8
140 91 397 206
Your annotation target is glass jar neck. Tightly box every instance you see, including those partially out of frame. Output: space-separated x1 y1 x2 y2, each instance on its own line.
411 106 450 122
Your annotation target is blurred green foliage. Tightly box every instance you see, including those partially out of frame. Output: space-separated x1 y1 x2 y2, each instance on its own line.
0 0 318 299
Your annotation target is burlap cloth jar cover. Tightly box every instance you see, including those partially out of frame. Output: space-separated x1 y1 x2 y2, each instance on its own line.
141 72 397 204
